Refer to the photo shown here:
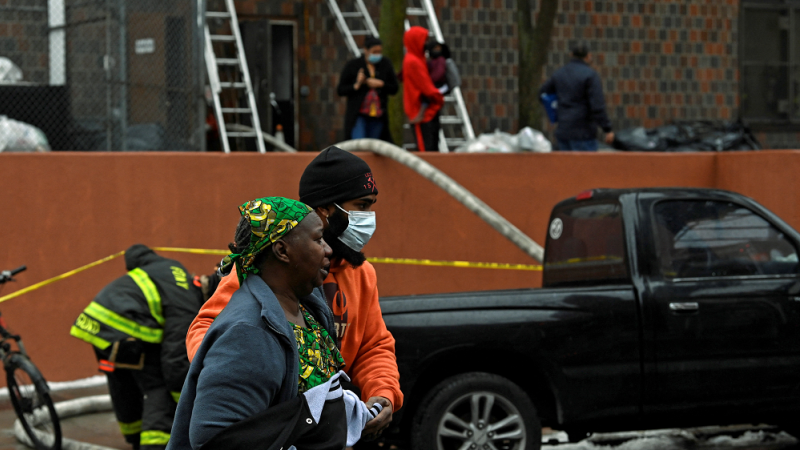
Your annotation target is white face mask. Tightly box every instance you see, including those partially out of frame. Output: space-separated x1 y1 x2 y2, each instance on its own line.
335 204 376 252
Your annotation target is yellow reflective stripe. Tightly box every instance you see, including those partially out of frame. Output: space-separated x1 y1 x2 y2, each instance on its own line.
85 302 163 343
128 268 164 326
140 430 170 445
118 420 142 436
70 326 112 349
170 391 180 403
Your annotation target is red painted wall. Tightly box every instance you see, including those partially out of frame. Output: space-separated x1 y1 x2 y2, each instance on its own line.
0 151 794 382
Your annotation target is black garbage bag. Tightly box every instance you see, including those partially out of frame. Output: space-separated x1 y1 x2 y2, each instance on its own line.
613 127 667 151
613 119 761 152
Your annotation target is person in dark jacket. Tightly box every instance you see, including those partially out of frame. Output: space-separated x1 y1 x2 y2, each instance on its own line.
337 36 399 143
168 197 376 450
426 40 448 90
70 244 204 450
539 43 615 151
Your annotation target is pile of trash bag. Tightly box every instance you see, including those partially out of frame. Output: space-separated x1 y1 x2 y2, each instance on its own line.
0 115 50 152
613 120 761 152
455 127 552 153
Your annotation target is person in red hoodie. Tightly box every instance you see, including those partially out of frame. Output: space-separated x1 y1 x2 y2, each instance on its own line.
185 146 400 442
403 26 444 152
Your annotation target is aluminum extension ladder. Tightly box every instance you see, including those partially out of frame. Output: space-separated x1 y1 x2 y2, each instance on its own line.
327 0 380 58
204 0 266 153
326 0 475 152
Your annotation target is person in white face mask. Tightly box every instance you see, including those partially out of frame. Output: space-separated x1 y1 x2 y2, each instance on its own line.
186 146 401 443
337 35 399 143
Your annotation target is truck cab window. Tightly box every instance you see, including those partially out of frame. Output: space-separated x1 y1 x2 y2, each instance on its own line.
544 202 629 287
654 200 799 278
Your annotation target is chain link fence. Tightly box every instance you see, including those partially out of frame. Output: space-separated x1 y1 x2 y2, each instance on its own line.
0 0 204 151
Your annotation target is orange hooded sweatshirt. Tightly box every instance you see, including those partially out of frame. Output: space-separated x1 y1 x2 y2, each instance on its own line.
402 26 444 124
185 260 403 411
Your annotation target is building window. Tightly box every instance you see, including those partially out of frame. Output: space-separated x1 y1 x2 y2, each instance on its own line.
740 1 800 122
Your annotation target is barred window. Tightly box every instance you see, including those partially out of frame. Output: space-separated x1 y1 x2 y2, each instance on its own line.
740 1 800 122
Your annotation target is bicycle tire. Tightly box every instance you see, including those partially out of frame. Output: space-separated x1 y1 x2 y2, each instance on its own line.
6 353 62 450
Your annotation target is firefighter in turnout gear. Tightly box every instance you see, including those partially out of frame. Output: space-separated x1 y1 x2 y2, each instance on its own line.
70 244 204 450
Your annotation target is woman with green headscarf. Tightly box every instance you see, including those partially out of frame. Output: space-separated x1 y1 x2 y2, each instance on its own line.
168 197 381 450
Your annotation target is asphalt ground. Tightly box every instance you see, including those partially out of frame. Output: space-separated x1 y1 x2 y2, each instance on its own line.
0 381 795 450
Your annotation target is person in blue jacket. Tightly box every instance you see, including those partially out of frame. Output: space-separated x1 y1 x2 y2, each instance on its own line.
167 197 376 450
539 43 615 151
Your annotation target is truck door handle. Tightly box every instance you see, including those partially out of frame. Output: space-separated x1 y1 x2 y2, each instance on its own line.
669 302 699 312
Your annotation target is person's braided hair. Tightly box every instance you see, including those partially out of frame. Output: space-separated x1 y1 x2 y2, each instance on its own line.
228 216 251 253
227 215 274 272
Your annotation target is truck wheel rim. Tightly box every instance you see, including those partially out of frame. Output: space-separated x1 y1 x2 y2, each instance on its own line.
436 390 526 450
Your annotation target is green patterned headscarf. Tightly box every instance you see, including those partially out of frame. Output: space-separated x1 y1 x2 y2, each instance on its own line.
221 197 314 283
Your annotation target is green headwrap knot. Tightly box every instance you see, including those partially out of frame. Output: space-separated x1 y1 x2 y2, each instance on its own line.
220 197 313 283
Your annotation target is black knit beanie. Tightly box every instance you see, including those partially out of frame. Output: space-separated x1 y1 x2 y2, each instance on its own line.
299 146 378 208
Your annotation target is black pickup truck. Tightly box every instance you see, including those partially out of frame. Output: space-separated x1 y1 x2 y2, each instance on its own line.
381 188 800 450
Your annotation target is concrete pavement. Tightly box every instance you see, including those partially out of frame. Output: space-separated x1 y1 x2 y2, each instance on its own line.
0 383 127 450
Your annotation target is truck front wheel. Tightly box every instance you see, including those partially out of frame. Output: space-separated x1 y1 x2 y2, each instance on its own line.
411 372 542 450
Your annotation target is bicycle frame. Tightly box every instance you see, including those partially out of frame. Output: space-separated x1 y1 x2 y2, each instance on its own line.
0 312 29 364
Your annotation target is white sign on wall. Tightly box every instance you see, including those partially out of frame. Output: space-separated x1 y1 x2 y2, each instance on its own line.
134 38 156 55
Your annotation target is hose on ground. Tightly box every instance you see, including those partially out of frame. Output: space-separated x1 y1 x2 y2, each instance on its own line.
336 138 545 262
14 394 117 450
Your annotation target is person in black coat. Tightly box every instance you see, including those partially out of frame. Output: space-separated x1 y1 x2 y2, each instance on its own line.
539 43 615 151
337 36 399 143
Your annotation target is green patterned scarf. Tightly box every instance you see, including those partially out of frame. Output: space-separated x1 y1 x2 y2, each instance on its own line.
220 197 313 283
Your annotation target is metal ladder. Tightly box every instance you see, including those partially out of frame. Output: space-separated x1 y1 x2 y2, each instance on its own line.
327 0 379 58
204 0 266 153
326 0 475 152
406 0 475 152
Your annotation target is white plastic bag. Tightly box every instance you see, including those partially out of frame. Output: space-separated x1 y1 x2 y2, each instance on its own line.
455 129 515 153
0 58 23 84
0 116 51 152
456 127 552 153
516 127 552 153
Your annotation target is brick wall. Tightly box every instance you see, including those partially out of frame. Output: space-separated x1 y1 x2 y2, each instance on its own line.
65 2 107 128
7 0 796 151
231 0 521 149
435 0 741 137
545 0 740 132
241 0 751 150
432 0 519 135
230 0 359 151
0 0 49 84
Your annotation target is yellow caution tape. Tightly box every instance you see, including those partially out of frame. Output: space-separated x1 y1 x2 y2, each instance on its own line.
152 247 228 256
367 257 542 271
0 251 126 304
0 247 541 304
151 248 543 271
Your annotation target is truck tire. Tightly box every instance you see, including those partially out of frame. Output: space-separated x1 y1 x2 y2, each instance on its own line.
412 372 541 450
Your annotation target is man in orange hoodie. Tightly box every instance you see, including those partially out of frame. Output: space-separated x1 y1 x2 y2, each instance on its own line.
403 26 445 152
185 146 400 440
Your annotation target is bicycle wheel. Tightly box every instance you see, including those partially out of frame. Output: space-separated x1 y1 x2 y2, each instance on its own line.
6 353 61 450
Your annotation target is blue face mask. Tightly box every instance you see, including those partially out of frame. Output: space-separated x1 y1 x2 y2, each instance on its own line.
367 54 383 64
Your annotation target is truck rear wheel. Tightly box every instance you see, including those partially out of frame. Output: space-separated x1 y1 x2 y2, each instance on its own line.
412 372 541 450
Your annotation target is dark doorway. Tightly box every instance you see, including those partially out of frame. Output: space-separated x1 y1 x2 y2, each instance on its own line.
240 19 297 149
